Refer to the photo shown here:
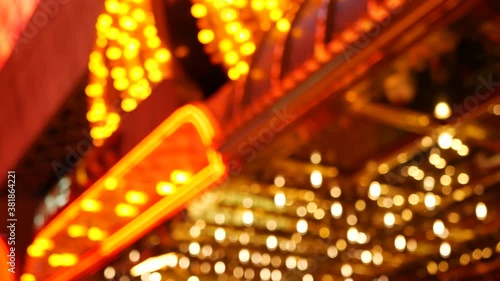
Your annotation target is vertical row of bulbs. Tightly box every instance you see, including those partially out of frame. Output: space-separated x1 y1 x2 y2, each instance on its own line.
86 0 172 145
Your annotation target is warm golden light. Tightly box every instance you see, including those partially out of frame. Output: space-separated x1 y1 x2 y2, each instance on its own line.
81 199 103 212
125 190 148 205
171 170 192 184
310 170 323 188
67 224 87 238
394 235 406 251
115 203 139 217
156 181 176 196
88 227 107 241
368 181 381 200
434 102 451 119
475 202 487 220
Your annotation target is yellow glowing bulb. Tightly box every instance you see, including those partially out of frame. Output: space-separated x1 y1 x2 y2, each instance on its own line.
221 8 237 21
224 51 239 65
104 177 118 190
252 0 265 10
132 9 146 22
228 67 240 80
48 254 62 267
111 67 126 79
240 42 256 55
191 3 207 18
81 199 103 212
236 61 249 75
276 18 291 32
106 47 122 60
129 66 145 81
88 227 107 241
235 30 251 43
97 14 113 30
105 0 120 13
27 245 44 257
21 274 36 281
225 22 241 34
115 203 139 217
114 78 130 91
155 48 171 62
148 70 163 83
198 29 215 44
119 16 137 31
147 37 161 48
121 98 138 112
219 39 233 52
156 181 176 196
125 190 148 205
269 9 283 21
143 25 158 38
171 170 191 184
85 84 104 98
67 224 87 238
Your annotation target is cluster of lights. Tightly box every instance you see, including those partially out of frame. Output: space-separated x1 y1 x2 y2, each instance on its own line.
96 140 498 281
86 0 172 144
190 0 301 80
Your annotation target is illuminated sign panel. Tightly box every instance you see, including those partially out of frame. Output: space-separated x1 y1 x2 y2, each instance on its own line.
23 104 226 281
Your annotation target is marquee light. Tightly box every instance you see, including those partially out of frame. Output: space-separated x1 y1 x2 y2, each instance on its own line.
23 104 226 281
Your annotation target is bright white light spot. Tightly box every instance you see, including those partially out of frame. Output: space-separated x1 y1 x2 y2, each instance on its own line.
476 202 487 220
214 228 226 242
340 264 353 277
310 170 323 188
424 193 436 210
369 181 381 200
296 219 308 234
347 227 359 243
331 202 343 218
433 220 445 236
266 236 278 250
242 210 254 226
434 102 451 119
384 212 395 228
440 241 451 258
394 235 406 251
361 251 372 264
437 132 453 149
274 192 286 208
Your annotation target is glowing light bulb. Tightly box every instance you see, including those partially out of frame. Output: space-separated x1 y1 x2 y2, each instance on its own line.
310 170 323 188
369 181 381 200
424 193 436 210
440 241 451 258
437 132 453 149
274 192 286 208
433 220 445 236
330 202 343 218
394 235 406 251
340 264 353 277
296 219 308 234
384 212 395 228
476 202 487 220
434 102 451 119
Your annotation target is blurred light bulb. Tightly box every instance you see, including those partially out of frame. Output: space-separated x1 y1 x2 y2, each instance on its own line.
434 102 451 119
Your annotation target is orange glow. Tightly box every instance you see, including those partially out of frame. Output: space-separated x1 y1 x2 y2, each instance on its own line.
25 104 226 281
0 238 15 281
